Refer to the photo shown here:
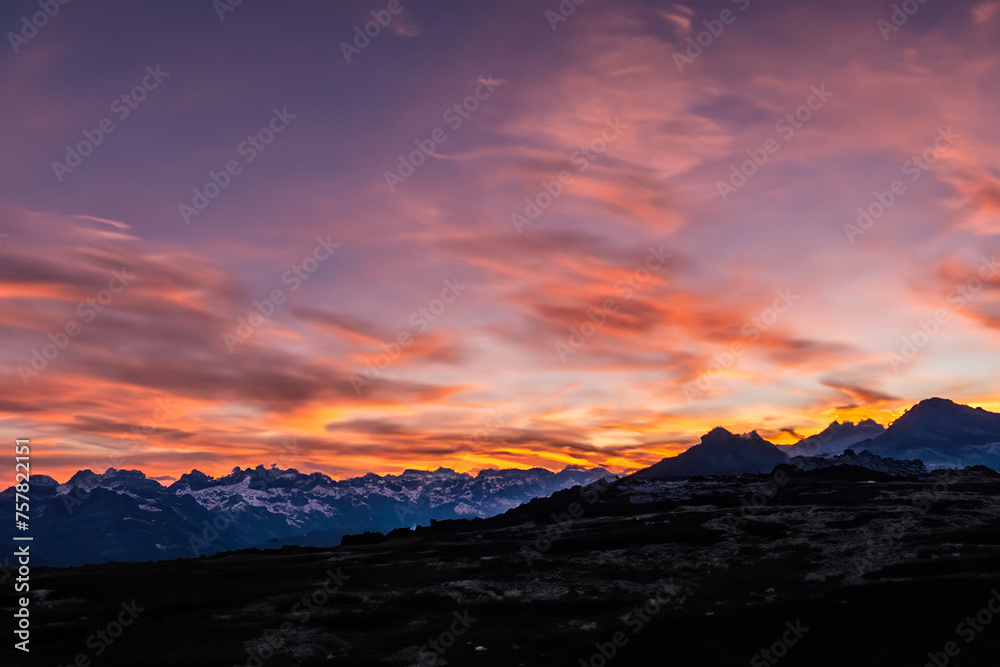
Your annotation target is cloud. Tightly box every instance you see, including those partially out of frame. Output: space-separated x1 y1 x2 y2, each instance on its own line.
821 380 899 408
657 5 693 37
2 1 996 482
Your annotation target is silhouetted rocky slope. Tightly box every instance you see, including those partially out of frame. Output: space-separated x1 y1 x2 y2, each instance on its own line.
8 466 999 666
634 427 788 479
790 449 927 476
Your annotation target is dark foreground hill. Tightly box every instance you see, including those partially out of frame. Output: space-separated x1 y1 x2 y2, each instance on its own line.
634 427 789 479
6 466 999 667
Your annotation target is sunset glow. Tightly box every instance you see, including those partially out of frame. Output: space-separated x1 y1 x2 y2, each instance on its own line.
1 0 998 483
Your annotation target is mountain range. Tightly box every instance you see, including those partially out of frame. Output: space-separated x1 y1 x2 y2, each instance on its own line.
855 397 1000 468
780 418 885 456
638 397 999 481
4 397 998 566
19 445 999 667
1 465 613 566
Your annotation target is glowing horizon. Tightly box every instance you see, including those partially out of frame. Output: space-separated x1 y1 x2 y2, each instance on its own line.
1 1 998 485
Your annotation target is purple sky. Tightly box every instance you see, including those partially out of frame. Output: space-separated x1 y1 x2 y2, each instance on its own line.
1 0 998 482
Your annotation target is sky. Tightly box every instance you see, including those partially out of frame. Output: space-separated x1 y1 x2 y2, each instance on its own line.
1 0 998 484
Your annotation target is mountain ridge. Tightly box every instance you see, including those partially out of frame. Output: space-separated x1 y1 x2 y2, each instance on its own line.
6 397 999 566
1 463 616 566
631 398 999 480
854 397 1000 468
781 418 885 457
634 427 789 479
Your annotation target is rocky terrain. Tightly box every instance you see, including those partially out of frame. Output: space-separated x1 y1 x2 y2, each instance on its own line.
6 397 1000 666
790 448 927 476
9 464 1000 667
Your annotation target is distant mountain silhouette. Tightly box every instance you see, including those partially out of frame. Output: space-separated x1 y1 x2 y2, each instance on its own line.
7 397 998 567
0 464 614 566
782 419 885 457
855 397 1000 468
633 398 999 481
635 427 789 479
